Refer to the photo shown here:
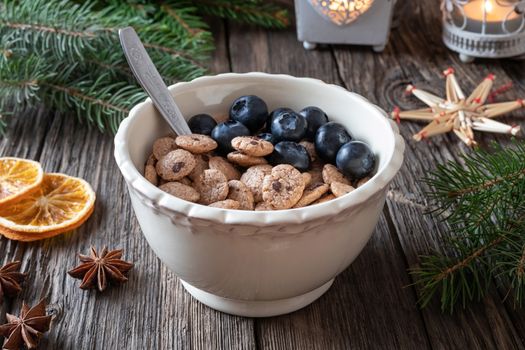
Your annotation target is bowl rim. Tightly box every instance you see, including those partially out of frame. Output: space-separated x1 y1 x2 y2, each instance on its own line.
114 72 405 226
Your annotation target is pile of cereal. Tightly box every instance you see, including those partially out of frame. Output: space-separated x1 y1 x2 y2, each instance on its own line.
143 95 375 210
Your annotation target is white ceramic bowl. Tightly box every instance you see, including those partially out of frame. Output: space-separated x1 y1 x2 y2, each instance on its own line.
114 73 404 317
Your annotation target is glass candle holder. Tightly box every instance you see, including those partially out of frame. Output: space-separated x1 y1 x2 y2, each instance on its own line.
442 0 525 62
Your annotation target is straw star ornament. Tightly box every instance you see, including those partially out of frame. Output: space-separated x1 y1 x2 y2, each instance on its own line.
392 68 524 146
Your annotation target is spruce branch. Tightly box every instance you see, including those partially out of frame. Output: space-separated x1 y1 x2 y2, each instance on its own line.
493 219 525 307
157 1 210 39
413 142 525 313
0 0 113 61
0 55 48 108
0 0 289 133
195 0 290 28
0 55 147 132
1 0 208 80
43 78 146 132
0 0 207 130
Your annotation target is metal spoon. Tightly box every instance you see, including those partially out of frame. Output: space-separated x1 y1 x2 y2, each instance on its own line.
119 27 192 135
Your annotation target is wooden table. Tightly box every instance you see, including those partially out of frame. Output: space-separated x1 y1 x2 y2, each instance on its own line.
2 1 525 348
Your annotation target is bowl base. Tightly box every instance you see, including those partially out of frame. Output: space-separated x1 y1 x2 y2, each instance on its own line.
181 279 334 317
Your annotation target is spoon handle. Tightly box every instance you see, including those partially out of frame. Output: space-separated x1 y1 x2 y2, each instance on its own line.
119 27 192 135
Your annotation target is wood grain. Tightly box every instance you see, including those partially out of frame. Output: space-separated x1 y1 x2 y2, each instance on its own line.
226 21 430 350
1 1 525 349
255 210 431 349
333 1 525 349
0 20 256 350
0 110 256 350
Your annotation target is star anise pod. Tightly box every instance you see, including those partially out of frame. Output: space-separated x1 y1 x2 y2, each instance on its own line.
67 247 134 292
0 299 52 350
0 261 27 304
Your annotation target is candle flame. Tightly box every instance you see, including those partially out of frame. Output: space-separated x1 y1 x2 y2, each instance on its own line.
484 0 493 13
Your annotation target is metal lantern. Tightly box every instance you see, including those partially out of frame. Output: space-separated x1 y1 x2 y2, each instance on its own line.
295 0 397 52
442 0 525 62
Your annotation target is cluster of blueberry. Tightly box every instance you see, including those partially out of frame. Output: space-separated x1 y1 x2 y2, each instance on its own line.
187 95 375 181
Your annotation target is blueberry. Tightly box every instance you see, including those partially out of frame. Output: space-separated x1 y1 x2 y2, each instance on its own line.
229 95 268 132
336 141 375 180
211 120 251 153
267 108 294 131
299 107 328 141
270 110 307 142
268 141 310 171
187 114 217 135
257 132 275 144
315 122 352 163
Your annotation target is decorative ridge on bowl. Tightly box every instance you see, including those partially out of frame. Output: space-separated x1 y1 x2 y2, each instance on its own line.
114 72 405 227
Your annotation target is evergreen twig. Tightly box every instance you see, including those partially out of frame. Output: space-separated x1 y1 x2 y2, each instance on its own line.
195 0 290 28
0 0 289 133
412 142 525 313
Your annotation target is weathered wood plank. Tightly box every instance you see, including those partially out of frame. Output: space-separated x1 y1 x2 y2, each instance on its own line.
330 0 525 348
0 106 53 227
0 107 54 326
227 22 431 350
1 3 524 349
208 17 231 74
0 110 256 350
256 210 431 350
0 20 256 350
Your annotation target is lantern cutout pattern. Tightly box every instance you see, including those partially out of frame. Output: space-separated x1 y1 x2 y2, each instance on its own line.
295 0 396 51
309 0 375 26
442 0 525 62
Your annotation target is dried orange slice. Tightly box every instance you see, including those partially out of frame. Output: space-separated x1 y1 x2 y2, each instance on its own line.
0 157 44 207
0 173 95 242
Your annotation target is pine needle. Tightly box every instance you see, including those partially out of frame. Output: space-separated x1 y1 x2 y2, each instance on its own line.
0 0 289 133
413 142 525 312
195 0 290 28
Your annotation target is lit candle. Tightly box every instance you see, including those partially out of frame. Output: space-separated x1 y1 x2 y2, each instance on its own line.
442 0 525 61
463 0 521 34
464 0 518 22
462 0 521 34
